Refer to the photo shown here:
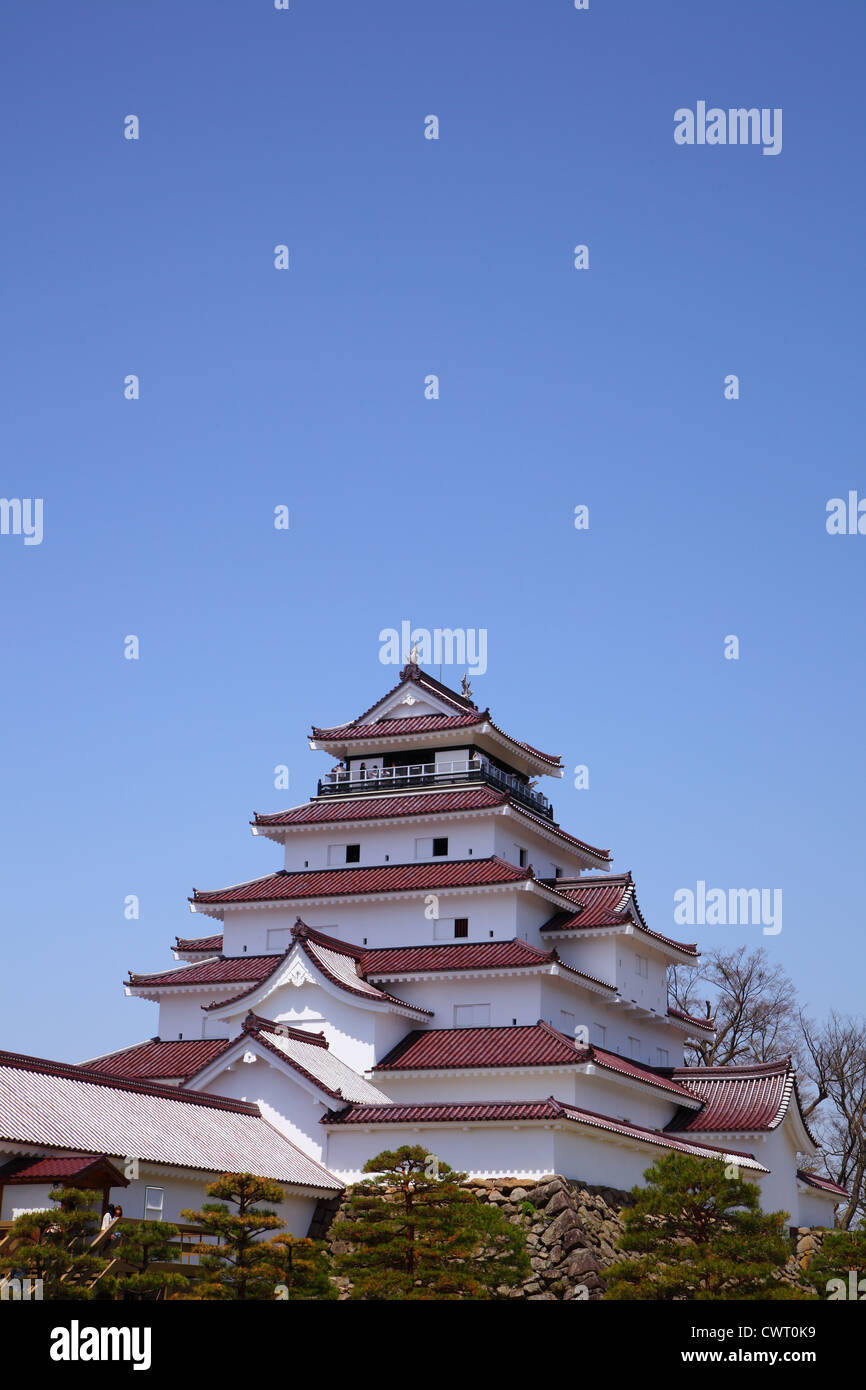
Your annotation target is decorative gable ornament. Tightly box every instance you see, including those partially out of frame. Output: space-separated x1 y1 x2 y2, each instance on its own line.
287 958 313 988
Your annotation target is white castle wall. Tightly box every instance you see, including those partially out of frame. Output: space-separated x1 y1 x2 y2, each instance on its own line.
276 808 589 882
0 1162 318 1235
201 1062 332 1166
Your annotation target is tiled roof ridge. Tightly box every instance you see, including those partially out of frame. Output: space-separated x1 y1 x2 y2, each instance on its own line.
0 1048 263 1114
668 1006 716 1030
350 662 482 723
291 918 365 961
319 1096 766 1167
201 948 293 1012
252 786 510 827
796 1168 850 1198
296 928 434 1016
362 936 555 972
190 855 538 907
241 1011 330 1048
174 933 222 952
672 1056 793 1079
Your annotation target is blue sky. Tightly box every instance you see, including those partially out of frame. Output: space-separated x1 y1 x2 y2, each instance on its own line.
1 0 863 1061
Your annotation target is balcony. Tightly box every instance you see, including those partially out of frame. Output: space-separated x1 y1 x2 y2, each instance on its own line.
316 757 553 819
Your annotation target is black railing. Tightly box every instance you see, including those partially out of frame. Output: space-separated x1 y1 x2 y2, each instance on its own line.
316 759 554 820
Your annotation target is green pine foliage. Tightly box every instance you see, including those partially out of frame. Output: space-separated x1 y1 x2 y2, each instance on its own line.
0 1186 108 1300
98 1220 190 1301
258 1233 337 1300
603 1153 816 1301
808 1228 866 1300
336 1145 529 1300
179 1173 288 1300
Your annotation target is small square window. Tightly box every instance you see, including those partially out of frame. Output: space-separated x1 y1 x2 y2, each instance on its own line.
345 844 360 864
432 837 448 857
454 918 469 939
144 1187 164 1220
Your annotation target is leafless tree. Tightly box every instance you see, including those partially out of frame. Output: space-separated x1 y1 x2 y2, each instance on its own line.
798 1012 866 1230
668 946 801 1067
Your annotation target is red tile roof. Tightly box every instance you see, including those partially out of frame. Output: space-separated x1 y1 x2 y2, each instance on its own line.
254 786 508 827
0 1050 341 1190
126 955 279 991
290 924 432 1015
667 1006 716 1033
81 1037 231 1081
666 1058 817 1140
195 1013 391 1106
319 1095 768 1171
362 938 555 975
312 713 481 741
540 872 698 956
312 665 562 769
200 924 430 1018
796 1169 850 1199
361 938 616 993
0 1152 129 1186
372 1022 695 1100
174 933 222 954
190 856 533 908
252 789 611 863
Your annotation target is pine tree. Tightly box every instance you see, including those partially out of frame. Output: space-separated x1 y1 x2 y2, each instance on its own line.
180 1173 287 1300
258 1233 337 1300
0 1186 108 1300
336 1145 529 1300
603 1153 816 1300
807 1228 866 1300
98 1220 190 1301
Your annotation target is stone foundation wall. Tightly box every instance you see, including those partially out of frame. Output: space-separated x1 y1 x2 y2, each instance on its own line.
314 1178 832 1300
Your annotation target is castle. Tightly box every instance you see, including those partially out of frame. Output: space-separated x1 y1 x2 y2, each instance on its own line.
0 662 846 1234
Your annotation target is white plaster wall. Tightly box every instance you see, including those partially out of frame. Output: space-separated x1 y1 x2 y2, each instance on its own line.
218 978 379 1073
385 975 544 1028
376 1068 677 1130
281 820 497 872
218 893 526 956
200 1061 330 1165
325 1124 559 1185
0 1167 318 1236
796 1189 841 1229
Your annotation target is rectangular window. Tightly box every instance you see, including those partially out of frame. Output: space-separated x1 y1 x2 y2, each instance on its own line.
454 1003 491 1027
515 845 528 868
553 866 563 878
560 1010 576 1035
627 1036 641 1059
414 837 433 859
327 843 346 865
591 1023 606 1047
656 1048 670 1066
454 917 469 939
144 1187 164 1221
345 843 360 864
635 955 648 978
432 837 448 857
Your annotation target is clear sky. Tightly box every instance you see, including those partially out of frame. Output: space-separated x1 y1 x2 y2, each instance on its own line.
1 0 863 1062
